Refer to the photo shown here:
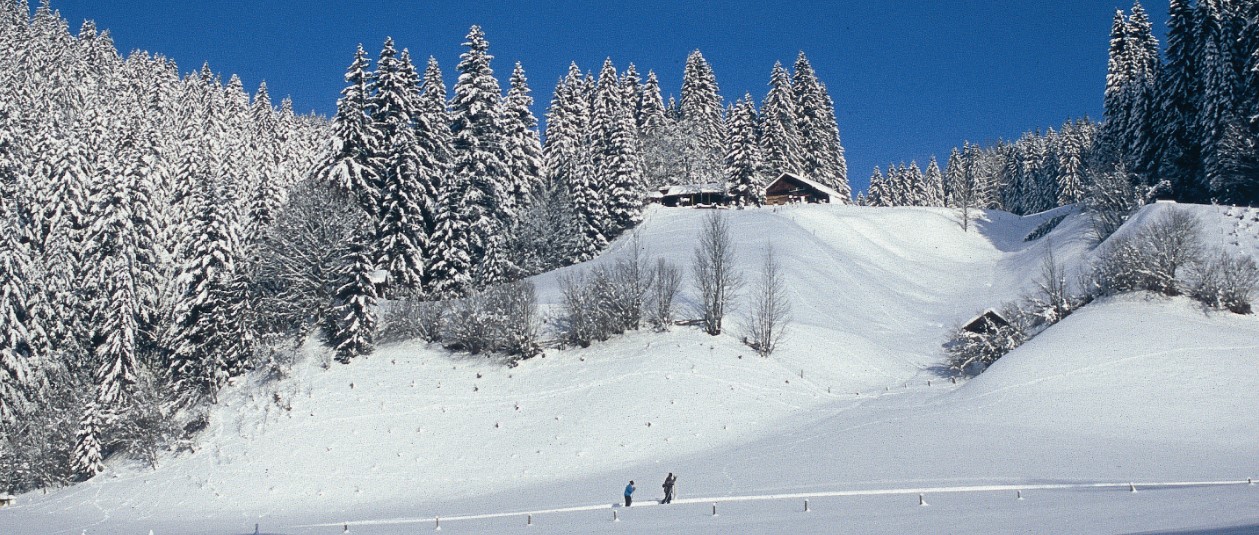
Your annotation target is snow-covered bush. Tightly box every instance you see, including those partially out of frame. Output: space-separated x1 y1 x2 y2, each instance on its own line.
378 300 448 344
1140 209 1203 295
1191 252 1259 314
1088 209 1202 297
444 282 541 363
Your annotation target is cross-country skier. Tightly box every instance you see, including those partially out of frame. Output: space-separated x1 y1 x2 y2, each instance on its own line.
661 473 676 504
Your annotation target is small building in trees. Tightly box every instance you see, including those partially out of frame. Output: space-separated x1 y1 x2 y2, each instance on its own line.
657 183 729 207
764 172 843 205
961 309 1010 336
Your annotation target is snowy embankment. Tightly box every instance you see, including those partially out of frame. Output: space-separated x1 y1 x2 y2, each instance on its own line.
4 203 1258 534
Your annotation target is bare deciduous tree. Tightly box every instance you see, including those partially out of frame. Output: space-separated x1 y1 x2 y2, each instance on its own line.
1033 244 1073 323
649 258 681 331
692 210 741 335
744 245 790 356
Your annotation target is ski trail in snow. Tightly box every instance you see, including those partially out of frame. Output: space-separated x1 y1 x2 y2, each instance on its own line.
289 479 1254 529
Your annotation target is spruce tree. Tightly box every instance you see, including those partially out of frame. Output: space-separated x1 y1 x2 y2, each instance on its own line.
924 156 945 207
679 50 725 184
71 402 105 478
317 44 381 216
450 26 514 284
725 94 763 206
503 62 546 214
1102 10 1133 163
592 58 643 235
637 70 667 132
372 42 427 293
328 239 377 364
759 61 801 178
164 174 249 403
1126 1 1161 179
793 52 848 199
0 202 34 423
867 167 887 207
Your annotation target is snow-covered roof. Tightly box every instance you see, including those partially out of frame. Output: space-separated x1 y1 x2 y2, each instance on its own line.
767 172 844 202
662 183 726 196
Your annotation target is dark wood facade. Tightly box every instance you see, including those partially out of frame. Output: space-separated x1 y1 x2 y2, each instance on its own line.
764 173 841 205
657 183 729 207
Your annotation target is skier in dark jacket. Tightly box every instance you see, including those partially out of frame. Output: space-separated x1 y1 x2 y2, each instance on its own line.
624 480 635 507
661 473 676 504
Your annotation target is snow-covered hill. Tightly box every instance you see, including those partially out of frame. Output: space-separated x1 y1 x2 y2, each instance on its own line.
5 203 1258 534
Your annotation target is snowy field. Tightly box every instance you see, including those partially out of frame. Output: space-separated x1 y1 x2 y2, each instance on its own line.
4 203 1258 534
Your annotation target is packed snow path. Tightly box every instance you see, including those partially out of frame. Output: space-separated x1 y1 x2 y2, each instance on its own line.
296 479 1257 532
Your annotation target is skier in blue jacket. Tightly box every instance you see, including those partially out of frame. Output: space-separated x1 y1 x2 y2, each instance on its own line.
624 481 635 507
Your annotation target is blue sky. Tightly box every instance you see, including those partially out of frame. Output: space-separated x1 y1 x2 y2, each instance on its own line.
50 1 1167 193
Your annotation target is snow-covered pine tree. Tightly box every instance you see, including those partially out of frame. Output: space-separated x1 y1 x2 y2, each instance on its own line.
924 156 945 207
246 82 283 238
867 167 888 207
1057 121 1088 205
1156 0 1204 201
725 94 763 206
904 161 926 206
591 58 644 235
1126 1 1161 181
636 70 681 190
1197 0 1250 203
544 63 585 192
450 26 516 285
316 44 381 216
544 63 607 262
164 173 250 404
371 41 427 294
0 199 35 423
792 52 849 200
327 239 377 364
759 61 801 179
1101 9 1135 167
503 62 546 216
620 63 643 128
944 147 964 207
637 70 667 133
71 401 105 478
679 50 726 184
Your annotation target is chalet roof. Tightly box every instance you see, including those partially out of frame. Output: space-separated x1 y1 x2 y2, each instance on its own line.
767 172 844 201
962 309 1009 332
662 183 726 196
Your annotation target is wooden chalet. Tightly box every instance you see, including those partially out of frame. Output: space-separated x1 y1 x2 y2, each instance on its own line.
962 309 1010 335
656 183 729 207
764 172 844 205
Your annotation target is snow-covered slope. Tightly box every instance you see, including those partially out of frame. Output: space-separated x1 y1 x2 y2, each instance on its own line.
5 203 1258 534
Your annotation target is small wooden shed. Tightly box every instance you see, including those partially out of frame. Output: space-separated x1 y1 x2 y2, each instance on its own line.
764 172 843 205
962 309 1010 335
